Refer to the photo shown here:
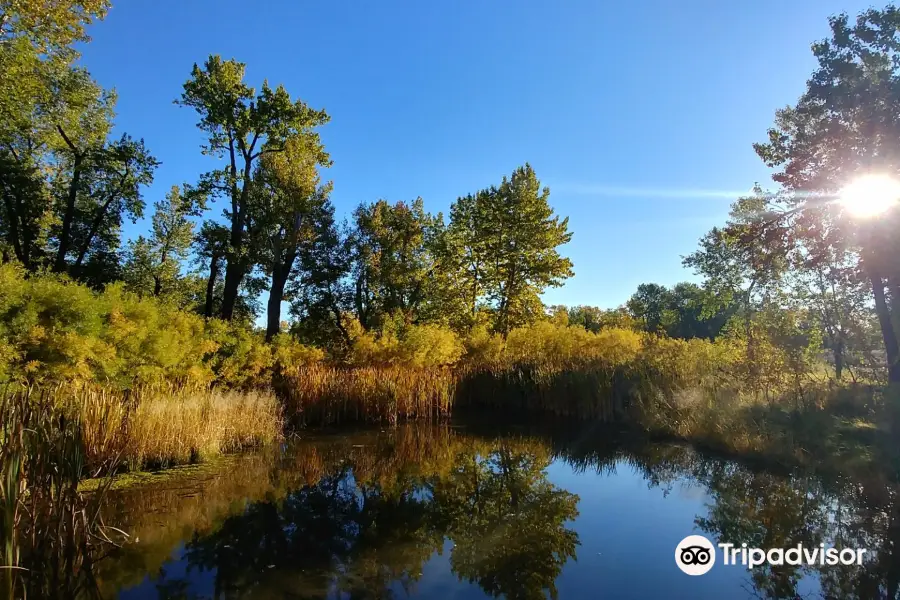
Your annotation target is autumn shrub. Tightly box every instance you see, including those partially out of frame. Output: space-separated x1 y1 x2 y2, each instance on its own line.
461 325 504 364
347 317 463 368
0 265 325 390
457 322 742 422
0 264 212 387
397 324 464 367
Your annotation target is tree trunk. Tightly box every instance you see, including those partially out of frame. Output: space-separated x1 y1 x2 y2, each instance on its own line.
73 195 116 270
266 269 288 342
54 154 82 273
833 339 844 381
204 252 220 319
871 274 900 383
219 258 243 321
1 192 23 266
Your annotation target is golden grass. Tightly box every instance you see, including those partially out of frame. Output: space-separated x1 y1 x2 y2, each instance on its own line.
120 389 282 468
7 385 283 474
276 365 455 427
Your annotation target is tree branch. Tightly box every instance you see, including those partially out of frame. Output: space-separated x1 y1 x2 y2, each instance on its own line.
56 125 79 155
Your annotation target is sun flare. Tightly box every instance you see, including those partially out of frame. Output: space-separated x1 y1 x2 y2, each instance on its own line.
839 174 900 218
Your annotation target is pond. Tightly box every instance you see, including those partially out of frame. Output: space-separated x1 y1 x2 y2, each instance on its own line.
77 422 900 599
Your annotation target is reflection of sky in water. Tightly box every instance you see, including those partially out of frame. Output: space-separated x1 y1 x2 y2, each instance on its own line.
548 459 822 599
103 433 856 600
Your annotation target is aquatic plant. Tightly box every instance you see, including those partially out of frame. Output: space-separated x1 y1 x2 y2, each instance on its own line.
276 365 455 427
0 388 122 599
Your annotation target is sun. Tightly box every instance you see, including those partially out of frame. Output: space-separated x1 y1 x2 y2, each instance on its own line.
839 174 900 218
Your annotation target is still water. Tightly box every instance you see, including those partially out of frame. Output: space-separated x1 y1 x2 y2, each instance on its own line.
83 423 899 599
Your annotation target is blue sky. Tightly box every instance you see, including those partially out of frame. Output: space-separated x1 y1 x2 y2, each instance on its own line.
77 0 873 310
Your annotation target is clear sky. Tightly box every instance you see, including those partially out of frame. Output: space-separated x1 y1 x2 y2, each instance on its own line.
76 0 874 310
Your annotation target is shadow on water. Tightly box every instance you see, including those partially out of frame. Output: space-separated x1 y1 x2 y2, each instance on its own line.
20 420 900 599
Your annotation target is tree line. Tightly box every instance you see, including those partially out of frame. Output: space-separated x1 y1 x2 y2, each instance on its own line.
2 1 900 384
0 2 574 350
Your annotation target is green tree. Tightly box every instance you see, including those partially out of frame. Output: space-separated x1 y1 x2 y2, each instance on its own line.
248 134 332 341
480 164 573 336
56 134 157 284
567 305 636 332
123 185 203 301
348 198 433 330
178 55 329 321
784 206 877 380
627 283 675 334
440 189 495 330
752 5 900 381
288 210 352 352
685 193 790 375
0 0 110 51
194 221 229 318
0 0 112 271
0 48 157 283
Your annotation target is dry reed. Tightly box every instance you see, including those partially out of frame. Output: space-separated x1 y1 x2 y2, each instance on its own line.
276 365 455 427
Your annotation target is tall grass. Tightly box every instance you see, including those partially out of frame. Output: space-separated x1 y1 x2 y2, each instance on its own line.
276 365 455 427
120 389 282 469
0 388 122 599
3 385 282 477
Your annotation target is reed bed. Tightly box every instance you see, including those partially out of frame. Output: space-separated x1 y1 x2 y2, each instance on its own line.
276 365 456 427
0 389 122 599
3 385 283 475
118 389 281 469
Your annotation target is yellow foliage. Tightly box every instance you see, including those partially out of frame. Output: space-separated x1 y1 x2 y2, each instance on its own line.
462 325 504 364
348 321 463 368
397 324 464 367
504 322 642 366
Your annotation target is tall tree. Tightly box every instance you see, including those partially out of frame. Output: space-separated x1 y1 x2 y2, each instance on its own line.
785 205 876 380
178 55 329 320
753 5 900 381
348 198 432 330
685 193 790 375
288 206 352 351
123 185 203 300
0 44 157 282
0 0 112 271
288 207 352 350
481 164 573 336
55 134 157 281
249 134 332 341
441 189 494 329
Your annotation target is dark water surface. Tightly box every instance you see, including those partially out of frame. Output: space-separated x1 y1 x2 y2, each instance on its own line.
85 423 900 599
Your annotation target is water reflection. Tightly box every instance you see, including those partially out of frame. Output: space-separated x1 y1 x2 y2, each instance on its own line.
27 424 900 598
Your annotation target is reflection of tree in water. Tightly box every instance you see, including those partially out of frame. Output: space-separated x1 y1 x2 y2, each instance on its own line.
694 466 830 599
148 435 579 600
48 424 900 600
432 442 580 600
815 479 900 600
615 443 900 600
177 467 443 599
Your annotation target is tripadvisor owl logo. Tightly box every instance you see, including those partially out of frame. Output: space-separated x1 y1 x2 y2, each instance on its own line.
675 535 716 575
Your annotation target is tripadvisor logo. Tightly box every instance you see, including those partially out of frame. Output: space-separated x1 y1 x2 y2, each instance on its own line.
675 535 867 576
675 535 716 575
